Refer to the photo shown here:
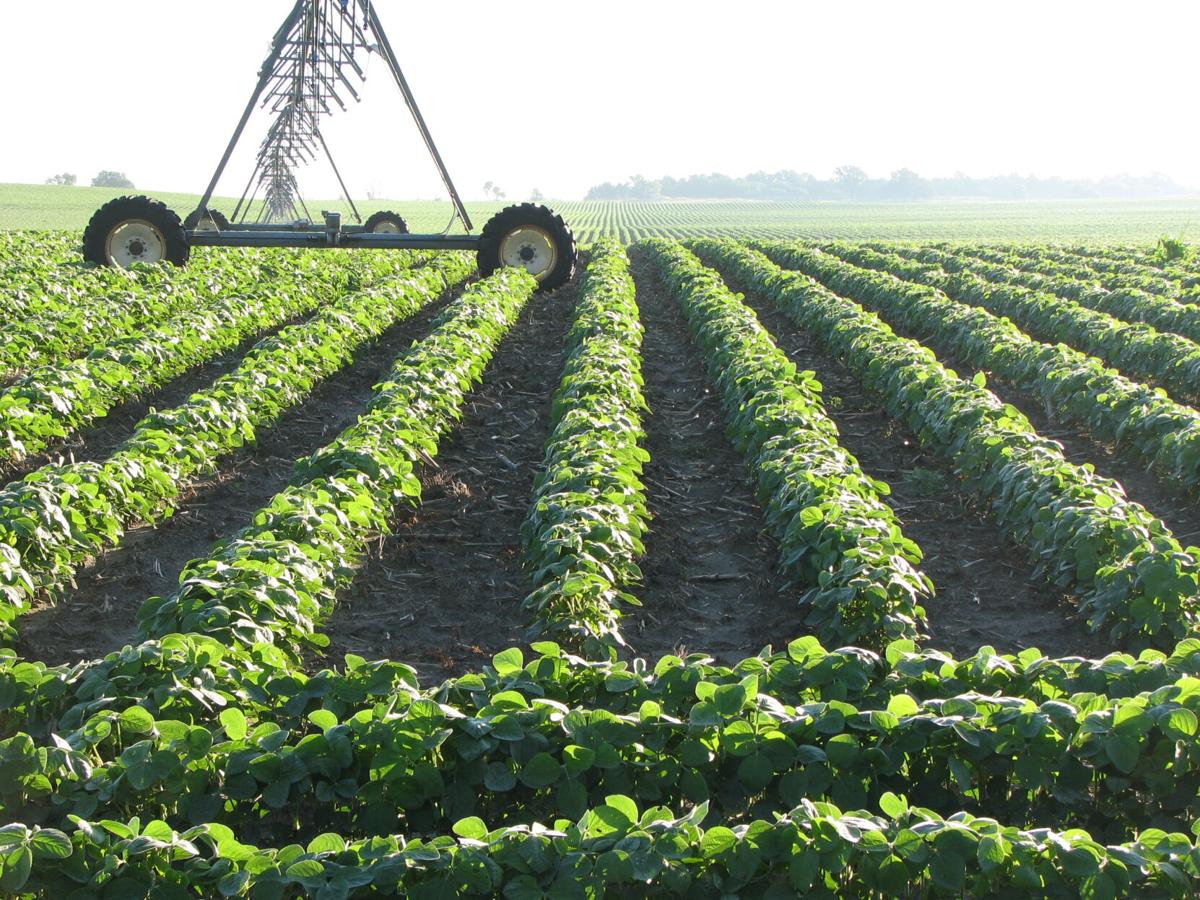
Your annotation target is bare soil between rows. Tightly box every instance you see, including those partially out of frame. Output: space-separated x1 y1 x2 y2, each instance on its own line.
17 286 462 666
715 266 1108 660
312 276 581 682
625 252 801 664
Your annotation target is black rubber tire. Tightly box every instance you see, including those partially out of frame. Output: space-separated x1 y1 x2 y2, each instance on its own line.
184 207 231 230
83 195 189 267
363 211 409 234
477 203 578 291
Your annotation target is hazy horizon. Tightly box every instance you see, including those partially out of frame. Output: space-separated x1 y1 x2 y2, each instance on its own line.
3 1 1197 203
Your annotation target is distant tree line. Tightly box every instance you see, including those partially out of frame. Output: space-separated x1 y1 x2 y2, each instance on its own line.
44 171 136 188
585 167 1191 202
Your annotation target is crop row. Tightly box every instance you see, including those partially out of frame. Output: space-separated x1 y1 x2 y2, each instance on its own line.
0 232 124 326
2 609 1200 763
891 243 1200 350
0 265 538 839
520 240 650 652
883 247 1200 406
0 230 78 263
647 240 930 649
0 253 474 645
137 266 537 658
4 795 1196 898
1008 243 1200 291
1056 244 1200 285
700 239 1200 648
0 251 429 464
5 620 1200 761
0 249 299 384
966 244 1196 301
818 243 1200 496
5 632 1200 851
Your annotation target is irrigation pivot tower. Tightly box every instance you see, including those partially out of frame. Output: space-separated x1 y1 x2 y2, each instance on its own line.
82 0 578 290
196 0 473 231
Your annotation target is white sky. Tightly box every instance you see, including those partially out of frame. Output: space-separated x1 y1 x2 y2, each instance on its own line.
1 0 1197 201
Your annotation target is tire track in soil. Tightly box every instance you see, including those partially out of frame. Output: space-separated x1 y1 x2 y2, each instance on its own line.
313 278 580 684
626 253 799 666
16 286 463 667
0 313 310 485
717 269 1108 660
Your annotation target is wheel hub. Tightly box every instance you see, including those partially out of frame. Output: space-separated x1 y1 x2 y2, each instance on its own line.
106 219 167 267
498 226 557 281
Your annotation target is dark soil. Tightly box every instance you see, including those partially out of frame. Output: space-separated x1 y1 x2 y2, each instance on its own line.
713 266 1109 660
313 277 580 683
625 252 801 665
16 287 461 666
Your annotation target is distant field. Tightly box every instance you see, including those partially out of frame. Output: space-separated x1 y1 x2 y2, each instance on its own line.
3 182 1200 244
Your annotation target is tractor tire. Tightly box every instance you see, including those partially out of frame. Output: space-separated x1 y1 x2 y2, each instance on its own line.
83 195 190 268
184 207 231 231
363 211 409 234
478 203 577 291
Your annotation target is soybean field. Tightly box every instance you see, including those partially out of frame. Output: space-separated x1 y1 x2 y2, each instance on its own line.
7 183 1200 244
2 231 1200 896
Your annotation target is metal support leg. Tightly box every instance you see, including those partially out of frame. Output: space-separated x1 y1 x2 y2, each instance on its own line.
194 0 308 218
231 159 264 223
361 0 474 232
316 128 362 224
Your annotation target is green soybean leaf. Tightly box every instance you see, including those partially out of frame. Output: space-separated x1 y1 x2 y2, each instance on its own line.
519 753 560 789
452 817 489 841
737 753 774 792
484 762 517 792
977 835 1008 872
285 859 325 879
118 705 156 735
492 648 524 676
701 826 738 859
563 745 596 774
1105 733 1140 774
308 710 338 732
879 792 908 819
219 708 248 741
0 846 33 892
886 694 919 717
1165 708 1198 738
28 829 72 860
307 833 346 854
930 851 965 891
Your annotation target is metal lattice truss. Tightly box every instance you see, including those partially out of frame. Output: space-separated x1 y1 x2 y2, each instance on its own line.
196 0 472 229
243 1 368 222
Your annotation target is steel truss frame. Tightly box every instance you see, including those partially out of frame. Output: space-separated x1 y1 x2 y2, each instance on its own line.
190 0 477 250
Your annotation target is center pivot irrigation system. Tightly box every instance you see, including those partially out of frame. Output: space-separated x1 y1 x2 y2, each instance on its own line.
81 0 578 290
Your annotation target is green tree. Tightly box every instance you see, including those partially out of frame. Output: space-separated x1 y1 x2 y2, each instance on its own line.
92 171 135 189
887 168 929 200
833 165 867 198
